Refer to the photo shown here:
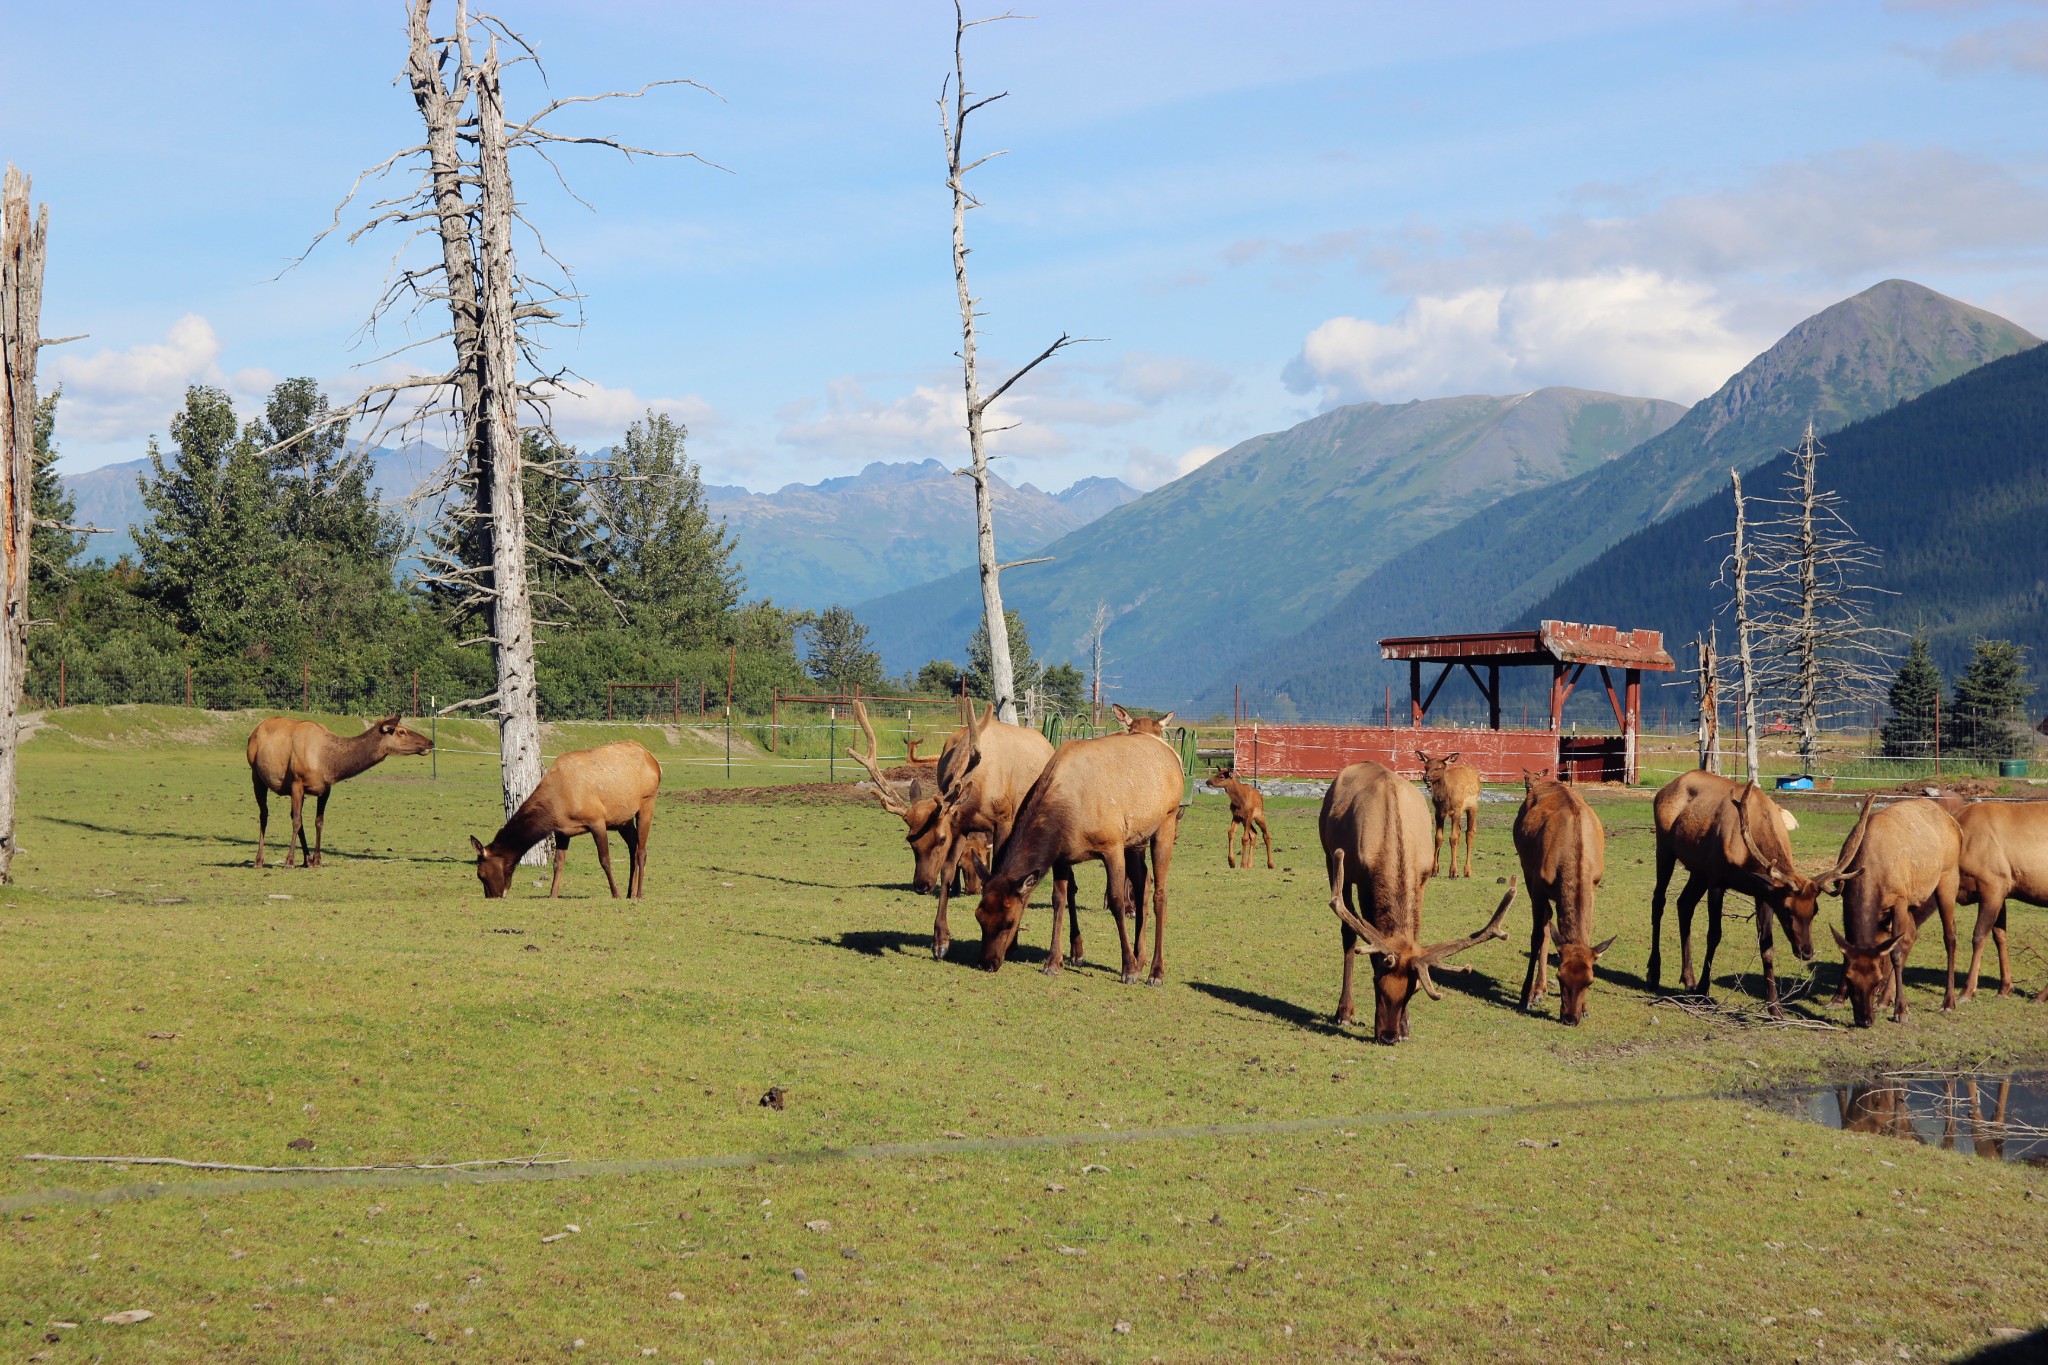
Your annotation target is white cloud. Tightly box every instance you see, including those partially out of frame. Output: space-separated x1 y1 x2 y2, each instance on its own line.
43 314 274 446
1923 16 2048 77
775 378 1074 461
1110 351 1234 405
1120 441 1232 490
543 378 716 448
1176 443 1227 475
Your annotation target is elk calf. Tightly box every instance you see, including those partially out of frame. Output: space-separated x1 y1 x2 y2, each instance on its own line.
471 742 661 899
1206 765 1273 870
1829 796 1961 1027
1512 772 1613 1025
1416 749 1480 878
1319 761 1515 1044
246 714 433 868
1956 801 2048 1000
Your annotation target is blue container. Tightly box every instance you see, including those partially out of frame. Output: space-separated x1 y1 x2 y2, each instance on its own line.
1775 775 1815 791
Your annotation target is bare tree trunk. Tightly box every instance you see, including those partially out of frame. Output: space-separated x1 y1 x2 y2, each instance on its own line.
1730 471 1762 782
1695 626 1719 774
1788 423 1823 771
1087 600 1108 730
0 166 47 883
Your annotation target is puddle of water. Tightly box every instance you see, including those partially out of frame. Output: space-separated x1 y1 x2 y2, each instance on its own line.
1760 1071 2048 1164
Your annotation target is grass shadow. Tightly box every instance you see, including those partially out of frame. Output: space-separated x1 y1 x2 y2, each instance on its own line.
1187 980 1351 1038
1426 966 1518 1009
44 816 459 866
703 863 858 892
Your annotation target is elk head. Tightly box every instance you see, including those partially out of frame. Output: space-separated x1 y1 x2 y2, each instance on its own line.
1416 750 1461 785
1553 935 1618 1026
1113 704 1176 736
970 845 1033 971
1733 785 1871 963
1327 850 1516 1044
846 702 952 893
1830 925 1899 1029
469 835 515 899
1205 765 1235 790
373 714 434 757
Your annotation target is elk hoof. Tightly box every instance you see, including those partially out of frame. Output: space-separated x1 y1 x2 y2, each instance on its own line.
1041 962 1062 978
1119 972 1141 985
931 939 950 962
1143 975 1163 988
1998 984 2015 998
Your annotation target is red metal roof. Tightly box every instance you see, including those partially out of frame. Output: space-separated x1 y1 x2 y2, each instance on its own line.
1379 620 1675 671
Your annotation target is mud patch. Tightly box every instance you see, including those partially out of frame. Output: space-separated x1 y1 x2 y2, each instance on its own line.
670 783 869 807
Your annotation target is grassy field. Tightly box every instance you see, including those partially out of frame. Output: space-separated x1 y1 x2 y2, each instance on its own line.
3 707 2047 1362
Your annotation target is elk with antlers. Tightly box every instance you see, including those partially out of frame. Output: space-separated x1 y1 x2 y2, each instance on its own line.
1826 795 1960 1027
972 729 1183 983
1320 761 1515 1043
1416 749 1480 878
922 701 1057 961
1512 770 1612 1024
1206 765 1273 870
469 741 661 899
246 714 433 868
1647 771 1844 1015
1956 801 2048 1000
845 703 987 898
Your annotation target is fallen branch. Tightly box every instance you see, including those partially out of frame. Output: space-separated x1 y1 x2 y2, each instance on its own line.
21 1152 568 1175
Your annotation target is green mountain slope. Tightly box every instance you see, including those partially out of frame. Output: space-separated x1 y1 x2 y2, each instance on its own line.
860 388 1683 686
1208 280 2039 718
1517 341 2048 693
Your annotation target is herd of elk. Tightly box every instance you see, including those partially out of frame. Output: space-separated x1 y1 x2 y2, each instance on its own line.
1205 765 1273 869
1416 749 1480 878
1511 770 1613 1025
1826 795 1960 1027
471 741 662 900
1319 761 1516 1043
246 714 433 868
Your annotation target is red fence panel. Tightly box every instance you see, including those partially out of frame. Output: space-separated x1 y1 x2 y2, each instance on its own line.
1233 725 1559 782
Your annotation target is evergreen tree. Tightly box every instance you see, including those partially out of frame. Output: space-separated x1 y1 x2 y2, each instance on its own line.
910 659 965 697
804 605 884 695
1879 635 1942 757
261 377 396 563
728 600 813 657
1951 639 2034 760
133 385 287 653
28 389 82 615
591 411 741 644
1039 661 1086 716
425 429 606 627
966 610 1039 703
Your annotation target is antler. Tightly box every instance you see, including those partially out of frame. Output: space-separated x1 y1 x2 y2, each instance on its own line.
1325 850 1394 954
1421 878 1517 966
1734 781 1796 888
845 701 913 818
1815 793 1877 893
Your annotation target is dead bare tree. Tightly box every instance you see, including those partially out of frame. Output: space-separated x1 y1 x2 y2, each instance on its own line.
0 167 47 884
1693 626 1720 774
1722 470 1764 782
941 1 1092 724
1085 600 1109 730
299 0 711 849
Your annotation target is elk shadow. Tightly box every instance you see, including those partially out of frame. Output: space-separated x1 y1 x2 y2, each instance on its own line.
702 864 857 892
808 927 1083 973
1955 1328 2048 1363
1186 981 1351 1038
1424 967 1517 1009
40 816 453 866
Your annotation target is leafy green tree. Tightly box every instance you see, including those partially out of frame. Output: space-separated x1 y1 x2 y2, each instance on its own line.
967 610 1039 703
804 605 884 695
909 658 965 697
1950 639 2034 760
1879 636 1942 757
1039 661 1086 716
591 411 741 643
727 599 814 657
261 378 398 565
133 385 287 654
28 389 82 616
425 430 606 627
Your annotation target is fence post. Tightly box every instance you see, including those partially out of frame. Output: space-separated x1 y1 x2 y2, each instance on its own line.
1934 690 1942 778
829 705 837 783
430 698 437 781
302 663 310 713
673 678 680 724
185 665 193 709
412 671 419 717
57 658 63 709
771 688 778 754
607 683 614 723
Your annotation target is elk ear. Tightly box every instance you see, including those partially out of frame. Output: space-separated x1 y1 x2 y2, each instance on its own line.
469 835 486 859
1444 752 1460 766
907 778 927 803
1156 711 1177 729
1112 704 1133 728
1414 750 1428 763
1590 935 1618 960
969 849 992 883
1830 926 1850 953
1873 933 1900 957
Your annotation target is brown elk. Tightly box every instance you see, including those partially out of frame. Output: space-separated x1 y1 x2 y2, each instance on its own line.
1111 703 1176 736
971 730 1182 983
1206 765 1273 869
844 703 987 898
469 741 661 899
1319 761 1515 1044
1828 796 1960 1027
1648 771 1841 1015
1512 772 1613 1024
1956 801 2048 1000
246 714 433 868
1416 749 1480 878
926 703 1056 961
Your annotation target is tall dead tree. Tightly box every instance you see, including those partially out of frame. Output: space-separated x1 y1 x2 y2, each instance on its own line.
1722 470 1763 781
941 2 1089 725
1085 599 1109 730
0 167 47 883
1692 625 1719 774
305 0 707 848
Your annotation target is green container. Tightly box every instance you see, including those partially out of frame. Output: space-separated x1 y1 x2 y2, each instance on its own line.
1999 759 2029 778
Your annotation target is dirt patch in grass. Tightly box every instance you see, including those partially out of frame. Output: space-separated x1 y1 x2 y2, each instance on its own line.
670 782 870 806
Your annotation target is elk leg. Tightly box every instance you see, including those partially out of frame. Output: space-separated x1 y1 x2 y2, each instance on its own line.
1521 894 1553 1012
549 833 571 897
1462 805 1475 879
932 841 957 962
1889 911 1922 1024
617 820 642 900
1963 888 2006 1001
253 781 270 869
632 799 655 899
1753 895 1783 1018
1103 845 1139 983
1259 814 1274 869
1434 811 1452 878
311 789 330 869
1060 861 1084 964
1647 839 1677 988
1935 877 1959 1012
1673 878 1705 992
288 783 309 869
1994 905 2012 998
1126 846 1152 977
591 824 621 899
1144 814 1175 984
1044 858 1076 976
1701 885 1726 997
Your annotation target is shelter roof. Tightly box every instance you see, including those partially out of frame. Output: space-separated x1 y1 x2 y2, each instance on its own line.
1379 620 1675 672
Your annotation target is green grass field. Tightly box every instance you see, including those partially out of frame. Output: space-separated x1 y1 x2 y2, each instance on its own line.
4 708 2047 1362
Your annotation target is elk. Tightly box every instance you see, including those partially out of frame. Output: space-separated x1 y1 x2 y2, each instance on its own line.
926 702 1056 961
1206 765 1273 869
1647 771 1841 1015
1319 761 1515 1044
845 703 986 897
469 741 661 899
246 713 433 868
1828 796 1960 1027
1511 771 1613 1025
1112 703 1176 736
1956 801 2048 1000
1416 749 1480 878
971 730 1182 983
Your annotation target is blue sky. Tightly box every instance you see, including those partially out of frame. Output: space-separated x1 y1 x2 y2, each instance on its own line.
7 1 2048 491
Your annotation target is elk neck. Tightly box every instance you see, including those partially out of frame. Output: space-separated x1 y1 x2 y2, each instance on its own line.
329 726 397 783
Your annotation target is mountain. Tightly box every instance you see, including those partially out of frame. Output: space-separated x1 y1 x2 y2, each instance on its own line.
859 388 1685 688
1520 341 2048 693
709 460 1139 609
1206 280 2040 718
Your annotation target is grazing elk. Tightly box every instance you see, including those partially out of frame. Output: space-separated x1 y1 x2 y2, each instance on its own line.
845 702 987 897
971 730 1182 983
470 741 661 899
1828 796 1961 1027
1416 749 1480 878
1319 761 1515 1044
1512 771 1613 1025
926 703 1056 961
1206 765 1273 869
246 714 433 868
1956 801 2048 1000
1648 771 1833 1015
